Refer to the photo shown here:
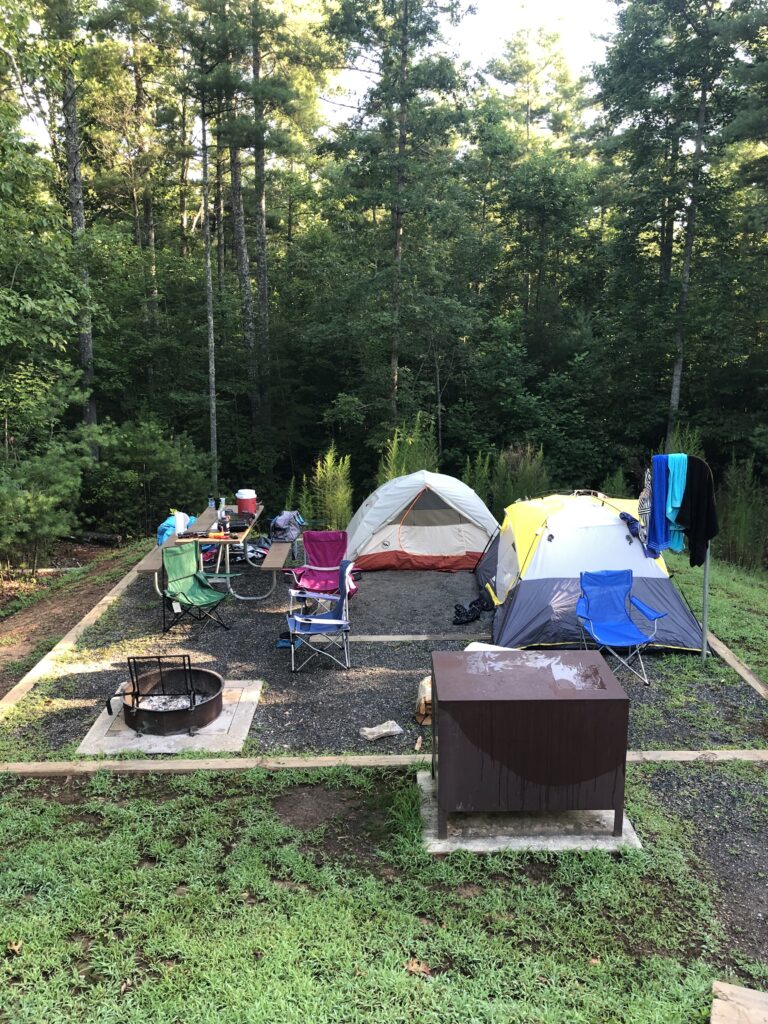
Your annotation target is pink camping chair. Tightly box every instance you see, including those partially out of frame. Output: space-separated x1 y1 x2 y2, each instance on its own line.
285 530 358 613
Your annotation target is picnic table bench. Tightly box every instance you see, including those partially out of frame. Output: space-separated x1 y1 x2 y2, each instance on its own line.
134 508 294 602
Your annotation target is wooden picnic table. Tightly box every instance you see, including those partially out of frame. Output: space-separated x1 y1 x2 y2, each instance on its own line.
135 505 293 602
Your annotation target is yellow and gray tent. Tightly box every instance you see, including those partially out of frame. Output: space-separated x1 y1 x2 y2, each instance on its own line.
480 493 702 651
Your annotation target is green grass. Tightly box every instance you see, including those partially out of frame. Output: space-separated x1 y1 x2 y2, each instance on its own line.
667 552 768 679
2 766 764 1024
628 650 768 750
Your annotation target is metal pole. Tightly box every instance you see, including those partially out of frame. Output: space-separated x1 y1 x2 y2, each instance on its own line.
701 543 710 661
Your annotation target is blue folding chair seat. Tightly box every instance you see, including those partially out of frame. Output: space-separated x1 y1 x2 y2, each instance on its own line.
577 570 666 685
286 561 352 672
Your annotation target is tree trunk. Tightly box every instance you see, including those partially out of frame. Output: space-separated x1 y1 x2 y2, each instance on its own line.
390 0 410 419
201 101 218 494
132 33 157 322
434 347 442 454
658 136 678 292
230 144 260 427
215 140 225 298
143 189 158 317
666 84 707 448
179 90 189 256
251 16 271 428
62 66 96 430
286 158 294 245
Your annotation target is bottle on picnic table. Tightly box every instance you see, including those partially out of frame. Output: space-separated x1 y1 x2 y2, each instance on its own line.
217 496 226 521
208 494 216 509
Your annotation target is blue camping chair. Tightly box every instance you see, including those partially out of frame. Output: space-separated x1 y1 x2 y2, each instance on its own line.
576 570 666 685
286 560 353 672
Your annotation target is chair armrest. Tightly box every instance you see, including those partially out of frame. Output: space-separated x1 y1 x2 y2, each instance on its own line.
299 564 344 573
630 596 667 621
289 589 337 602
293 617 348 627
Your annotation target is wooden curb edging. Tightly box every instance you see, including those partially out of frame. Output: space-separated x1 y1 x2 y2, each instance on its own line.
0 564 142 719
1 748 767 777
708 632 768 700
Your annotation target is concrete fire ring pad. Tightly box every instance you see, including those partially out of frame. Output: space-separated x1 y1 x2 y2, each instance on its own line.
417 771 642 854
76 681 263 756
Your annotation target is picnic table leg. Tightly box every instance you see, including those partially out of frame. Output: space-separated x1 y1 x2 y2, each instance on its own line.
223 543 279 602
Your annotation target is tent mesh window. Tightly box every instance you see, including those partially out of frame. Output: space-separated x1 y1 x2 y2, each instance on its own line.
389 488 467 527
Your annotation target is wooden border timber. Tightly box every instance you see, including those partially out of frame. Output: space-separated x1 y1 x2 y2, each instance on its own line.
0 564 141 719
708 632 768 700
1 748 767 778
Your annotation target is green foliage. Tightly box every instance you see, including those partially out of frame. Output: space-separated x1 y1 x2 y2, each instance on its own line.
0 0 767 550
310 444 352 530
0 441 88 568
665 424 705 460
283 476 296 512
297 474 315 523
490 443 552 517
79 420 210 537
715 458 768 570
600 467 632 499
377 413 438 486
462 451 492 506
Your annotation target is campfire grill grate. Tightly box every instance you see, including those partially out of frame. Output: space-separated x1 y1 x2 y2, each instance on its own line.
107 655 224 736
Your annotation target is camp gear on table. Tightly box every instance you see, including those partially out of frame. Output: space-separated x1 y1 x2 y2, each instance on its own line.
236 488 258 514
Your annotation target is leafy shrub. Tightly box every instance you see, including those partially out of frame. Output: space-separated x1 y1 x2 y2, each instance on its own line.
462 451 492 507
715 457 768 570
297 474 315 523
377 412 438 485
311 444 352 530
490 443 551 517
79 420 210 536
600 467 632 498
664 423 705 459
284 477 297 512
0 442 86 568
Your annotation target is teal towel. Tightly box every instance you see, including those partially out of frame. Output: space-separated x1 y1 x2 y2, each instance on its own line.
666 453 688 552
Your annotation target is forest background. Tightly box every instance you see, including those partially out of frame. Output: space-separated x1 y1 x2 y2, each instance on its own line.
0 0 766 567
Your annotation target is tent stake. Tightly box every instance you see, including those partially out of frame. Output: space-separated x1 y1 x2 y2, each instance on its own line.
701 542 710 662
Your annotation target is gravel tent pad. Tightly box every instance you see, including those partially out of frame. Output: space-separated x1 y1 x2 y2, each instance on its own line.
1 567 766 759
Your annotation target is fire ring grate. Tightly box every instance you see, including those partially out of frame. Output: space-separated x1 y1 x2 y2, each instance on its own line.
107 655 224 736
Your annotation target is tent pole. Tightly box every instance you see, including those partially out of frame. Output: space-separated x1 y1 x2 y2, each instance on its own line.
701 543 710 661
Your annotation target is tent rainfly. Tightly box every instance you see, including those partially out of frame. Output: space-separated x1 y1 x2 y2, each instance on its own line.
346 470 498 571
480 492 703 651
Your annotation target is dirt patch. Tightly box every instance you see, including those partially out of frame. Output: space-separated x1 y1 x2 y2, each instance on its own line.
273 783 392 866
0 543 146 700
455 883 483 899
273 785 361 831
520 860 554 885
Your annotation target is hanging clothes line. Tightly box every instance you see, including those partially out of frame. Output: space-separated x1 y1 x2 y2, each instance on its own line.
639 452 719 662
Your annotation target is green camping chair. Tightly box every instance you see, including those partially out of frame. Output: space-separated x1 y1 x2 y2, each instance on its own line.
162 544 230 633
